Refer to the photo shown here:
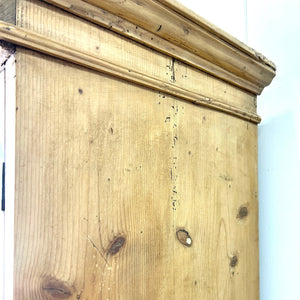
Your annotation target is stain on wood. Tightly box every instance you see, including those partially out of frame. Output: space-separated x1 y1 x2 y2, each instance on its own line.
41 277 74 299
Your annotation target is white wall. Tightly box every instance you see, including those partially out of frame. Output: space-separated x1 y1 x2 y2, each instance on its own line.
180 1 300 299
179 0 247 43
249 0 300 299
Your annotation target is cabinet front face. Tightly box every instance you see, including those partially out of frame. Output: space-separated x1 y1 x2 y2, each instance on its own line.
14 49 258 300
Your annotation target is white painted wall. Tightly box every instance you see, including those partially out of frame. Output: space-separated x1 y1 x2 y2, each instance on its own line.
249 0 300 299
181 1 300 299
178 0 248 43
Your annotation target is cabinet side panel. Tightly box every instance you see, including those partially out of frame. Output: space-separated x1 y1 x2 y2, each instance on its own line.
14 48 258 299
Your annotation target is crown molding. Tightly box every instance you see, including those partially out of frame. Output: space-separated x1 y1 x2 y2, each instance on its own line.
47 0 275 95
0 21 261 123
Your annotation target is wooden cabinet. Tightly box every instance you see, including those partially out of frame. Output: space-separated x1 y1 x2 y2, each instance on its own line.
0 0 275 299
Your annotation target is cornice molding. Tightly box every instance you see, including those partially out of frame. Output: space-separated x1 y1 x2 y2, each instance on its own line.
0 21 261 123
48 0 275 95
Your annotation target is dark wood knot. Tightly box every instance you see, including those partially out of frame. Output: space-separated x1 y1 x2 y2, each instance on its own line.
41 277 74 299
107 236 126 256
176 229 192 247
237 206 248 219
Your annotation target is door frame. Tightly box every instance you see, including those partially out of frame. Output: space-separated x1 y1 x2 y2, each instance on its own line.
0 53 16 300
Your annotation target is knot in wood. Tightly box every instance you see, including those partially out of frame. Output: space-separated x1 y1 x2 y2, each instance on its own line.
176 229 192 247
237 206 248 219
107 236 126 256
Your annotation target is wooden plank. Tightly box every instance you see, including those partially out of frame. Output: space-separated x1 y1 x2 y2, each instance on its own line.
14 48 175 299
0 20 260 123
42 0 263 95
14 48 259 299
0 0 16 24
173 108 259 299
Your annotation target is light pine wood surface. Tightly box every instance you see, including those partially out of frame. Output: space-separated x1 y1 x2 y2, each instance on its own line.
0 0 275 298
14 48 259 299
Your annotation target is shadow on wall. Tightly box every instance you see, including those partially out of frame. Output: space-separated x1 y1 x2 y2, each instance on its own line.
258 111 300 300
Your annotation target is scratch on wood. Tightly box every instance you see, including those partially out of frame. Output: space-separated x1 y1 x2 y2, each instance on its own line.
219 174 233 182
87 236 109 265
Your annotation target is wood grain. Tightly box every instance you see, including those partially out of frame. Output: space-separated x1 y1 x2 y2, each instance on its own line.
14 47 259 299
